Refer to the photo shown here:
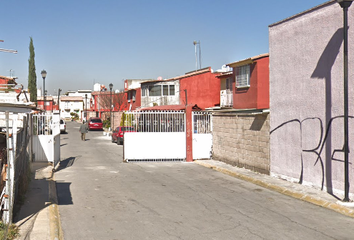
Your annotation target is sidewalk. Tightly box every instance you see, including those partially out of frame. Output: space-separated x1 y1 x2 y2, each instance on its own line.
195 160 354 218
13 159 354 240
14 162 62 240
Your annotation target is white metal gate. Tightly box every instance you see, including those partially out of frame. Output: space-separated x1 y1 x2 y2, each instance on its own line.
124 110 186 161
192 111 213 159
123 110 212 162
32 113 60 166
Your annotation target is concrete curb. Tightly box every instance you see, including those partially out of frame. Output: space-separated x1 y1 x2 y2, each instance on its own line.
195 160 354 218
48 171 64 240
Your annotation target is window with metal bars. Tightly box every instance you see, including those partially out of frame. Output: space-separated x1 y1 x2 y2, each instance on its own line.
235 65 250 88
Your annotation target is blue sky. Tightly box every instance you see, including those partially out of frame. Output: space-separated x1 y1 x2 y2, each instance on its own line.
0 0 328 95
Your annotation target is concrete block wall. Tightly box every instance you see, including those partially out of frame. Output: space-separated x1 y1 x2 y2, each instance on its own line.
212 113 270 174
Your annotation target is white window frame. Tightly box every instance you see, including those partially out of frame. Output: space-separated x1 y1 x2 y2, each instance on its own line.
235 65 250 88
162 85 176 96
149 85 161 97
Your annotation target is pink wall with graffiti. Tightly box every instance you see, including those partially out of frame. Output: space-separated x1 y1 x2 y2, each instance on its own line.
269 2 354 197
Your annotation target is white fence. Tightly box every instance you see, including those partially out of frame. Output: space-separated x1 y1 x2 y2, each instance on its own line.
124 110 185 132
123 110 212 161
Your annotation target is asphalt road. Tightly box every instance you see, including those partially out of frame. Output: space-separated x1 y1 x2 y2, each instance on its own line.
55 121 354 240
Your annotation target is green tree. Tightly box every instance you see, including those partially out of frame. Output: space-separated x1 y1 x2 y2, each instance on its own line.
28 37 37 103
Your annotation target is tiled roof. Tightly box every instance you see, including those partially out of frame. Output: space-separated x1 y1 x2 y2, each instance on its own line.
140 67 214 85
227 53 269 68
216 71 233 78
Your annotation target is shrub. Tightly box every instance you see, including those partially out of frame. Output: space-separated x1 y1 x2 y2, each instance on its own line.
103 119 110 129
0 222 19 240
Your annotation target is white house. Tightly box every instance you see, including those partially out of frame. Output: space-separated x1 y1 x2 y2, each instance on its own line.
59 96 83 120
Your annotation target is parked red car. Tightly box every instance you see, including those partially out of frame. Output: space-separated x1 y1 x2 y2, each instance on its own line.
88 117 103 131
111 126 136 145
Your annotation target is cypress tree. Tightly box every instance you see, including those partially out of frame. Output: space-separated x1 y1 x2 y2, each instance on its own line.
28 37 37 103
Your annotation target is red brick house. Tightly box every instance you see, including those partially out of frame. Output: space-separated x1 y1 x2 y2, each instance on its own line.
125 88 141 111
124 79 157 111
91 91 130 118
0 75 16 85
226 53 269 110
37 96 55 112
178 67 221 110
0 76 20 93
140 67 221 110
212 54 270 175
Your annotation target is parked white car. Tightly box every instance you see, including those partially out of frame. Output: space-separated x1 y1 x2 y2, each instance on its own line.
60 119 66 133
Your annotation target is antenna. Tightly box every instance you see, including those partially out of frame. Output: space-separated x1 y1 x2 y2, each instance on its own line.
193 41 201 70
0 40 17 53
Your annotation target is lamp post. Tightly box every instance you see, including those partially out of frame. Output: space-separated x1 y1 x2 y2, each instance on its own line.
85 94 88 122
41 70 47 111
109 83 113 130
337 0 353 202
58 88 61 115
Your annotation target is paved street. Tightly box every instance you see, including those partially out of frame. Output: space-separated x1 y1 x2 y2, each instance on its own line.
55 121 354 240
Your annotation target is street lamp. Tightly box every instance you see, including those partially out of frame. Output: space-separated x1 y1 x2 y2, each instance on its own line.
58 88 62 114
41 70 47 111
85 94 88 121
109 83 113 130
337 0 353 202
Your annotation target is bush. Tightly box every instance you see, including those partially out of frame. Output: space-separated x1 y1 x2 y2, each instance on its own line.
0 222 19 240
103 119 110 129
70 112 79 121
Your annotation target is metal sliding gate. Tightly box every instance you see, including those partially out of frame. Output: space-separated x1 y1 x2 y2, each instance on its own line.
123 110 212 162
124 110 186 161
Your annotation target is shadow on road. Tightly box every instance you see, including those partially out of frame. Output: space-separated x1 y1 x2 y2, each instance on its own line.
56 182 73 205
55 157 76 172
14 162 53 226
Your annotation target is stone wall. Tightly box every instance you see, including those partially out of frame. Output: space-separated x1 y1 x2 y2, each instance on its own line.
212 112 270 174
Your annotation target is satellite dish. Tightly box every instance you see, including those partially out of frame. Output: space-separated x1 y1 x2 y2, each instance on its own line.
157 76 163 80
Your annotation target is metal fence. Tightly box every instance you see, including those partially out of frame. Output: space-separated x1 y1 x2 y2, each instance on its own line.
0 112 31 225
32 113 53 135
123 110 185 132
14 115 30 211
193 111 212 134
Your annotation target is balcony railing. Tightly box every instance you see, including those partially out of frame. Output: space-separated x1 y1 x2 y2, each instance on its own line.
220 90 233 107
